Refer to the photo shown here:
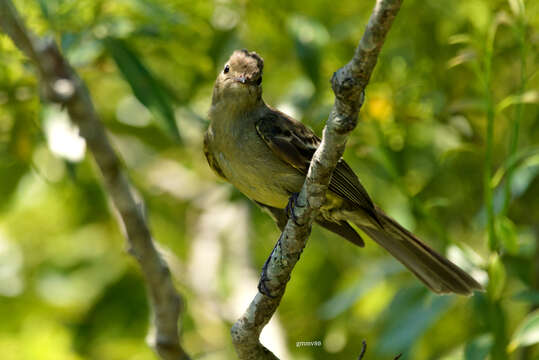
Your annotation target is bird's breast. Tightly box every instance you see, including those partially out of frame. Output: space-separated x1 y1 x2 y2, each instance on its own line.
210 117 304 208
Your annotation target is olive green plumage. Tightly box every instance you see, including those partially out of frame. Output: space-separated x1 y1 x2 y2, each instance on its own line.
204 49 482 295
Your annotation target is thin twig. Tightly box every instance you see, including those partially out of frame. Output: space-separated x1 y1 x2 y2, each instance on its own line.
0 1 190 359
230 0 403 358
358 340 368 359
357 340 402 359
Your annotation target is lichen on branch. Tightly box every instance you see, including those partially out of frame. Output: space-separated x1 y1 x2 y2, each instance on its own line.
230 0 403 359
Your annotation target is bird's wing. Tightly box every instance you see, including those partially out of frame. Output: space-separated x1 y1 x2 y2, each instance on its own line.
255 201 364 247
203 130 227 180
255 109 317 173
255 107 377 215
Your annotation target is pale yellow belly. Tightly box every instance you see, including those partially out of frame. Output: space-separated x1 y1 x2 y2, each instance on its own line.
213 132 305 208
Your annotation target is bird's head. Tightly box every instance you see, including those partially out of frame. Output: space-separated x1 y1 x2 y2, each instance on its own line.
212 49 264 108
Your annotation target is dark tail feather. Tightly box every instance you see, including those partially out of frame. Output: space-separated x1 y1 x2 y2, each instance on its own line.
352 208 482 295
256 201 365 247
316 218 364 247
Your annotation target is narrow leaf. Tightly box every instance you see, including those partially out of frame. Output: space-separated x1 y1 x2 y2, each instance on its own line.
288 15 329 87
495 216 519 255
319 261 401 319
376 286 452 356
490 146 539 188
104 37 180 140
508 309 539 352
487 255 506 301
465 334 493 360
496 90 539 113
513 290 539 305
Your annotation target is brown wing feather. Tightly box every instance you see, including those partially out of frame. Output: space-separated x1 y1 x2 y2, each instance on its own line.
255 110 314 172
255 107 377 219
255 201 364 247
203 130 227 180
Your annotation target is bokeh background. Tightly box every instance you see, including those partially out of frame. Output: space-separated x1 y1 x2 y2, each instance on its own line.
0 0 538 359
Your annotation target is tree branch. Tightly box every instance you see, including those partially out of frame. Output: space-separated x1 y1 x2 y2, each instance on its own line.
231 0 402 358
0 1 190 359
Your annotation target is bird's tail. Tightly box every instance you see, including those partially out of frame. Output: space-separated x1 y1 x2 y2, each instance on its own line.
350 207 482 295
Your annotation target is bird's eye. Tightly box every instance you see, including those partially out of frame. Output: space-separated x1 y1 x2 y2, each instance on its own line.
223 65 230 74
256 76 262 85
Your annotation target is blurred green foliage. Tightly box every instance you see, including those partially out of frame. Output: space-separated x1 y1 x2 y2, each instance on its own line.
0 0 538 359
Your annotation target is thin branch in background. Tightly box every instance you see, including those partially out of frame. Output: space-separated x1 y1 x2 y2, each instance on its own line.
358 340 367 360
502 8 527 215
483 19 496 252
482 15 509 360
230 0 403 358
356 340 402 359
0 1 190 359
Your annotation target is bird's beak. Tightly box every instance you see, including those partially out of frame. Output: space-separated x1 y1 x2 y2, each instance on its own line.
234 75 247 84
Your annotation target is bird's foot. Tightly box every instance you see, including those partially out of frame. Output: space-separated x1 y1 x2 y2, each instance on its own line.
257 237 281 298
285 192 301 225
258 261 276 298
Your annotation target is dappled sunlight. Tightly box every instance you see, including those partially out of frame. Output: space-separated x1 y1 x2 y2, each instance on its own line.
43 106 86 162
0 0 537 358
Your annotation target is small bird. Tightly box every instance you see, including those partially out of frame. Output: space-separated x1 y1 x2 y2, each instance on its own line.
204 49 482 295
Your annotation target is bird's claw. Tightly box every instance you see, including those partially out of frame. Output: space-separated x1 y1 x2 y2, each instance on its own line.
285 192 300 225
257 236 284 298
258 192 301 298
258 268 276 298
258 255 278 298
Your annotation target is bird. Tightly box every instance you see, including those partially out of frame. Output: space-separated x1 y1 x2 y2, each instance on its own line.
203 49 482 295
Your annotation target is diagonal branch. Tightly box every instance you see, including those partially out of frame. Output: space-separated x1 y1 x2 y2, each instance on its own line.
0 1 190 359
231 0 403 358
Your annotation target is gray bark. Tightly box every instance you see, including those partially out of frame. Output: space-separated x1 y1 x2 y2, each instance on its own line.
0 1 190 359
231 0 403 358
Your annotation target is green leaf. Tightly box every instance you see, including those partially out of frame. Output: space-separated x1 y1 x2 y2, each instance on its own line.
61 33 103 67
0 162 28 212
288 15 329 88
131 0 185 26
510 161 539 197
318 260 401 319
37 0 50 21
447 49 477 68
491 146 539 189
496 90 539 113
375 286 452 356
507 0 525 18
487 255 506 301
448 34 473 45
495 216 519 255
508 309 539 352
513 290 539 305
104 37 180 141
465 334 493 360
